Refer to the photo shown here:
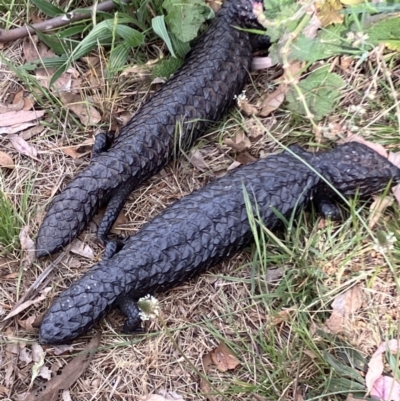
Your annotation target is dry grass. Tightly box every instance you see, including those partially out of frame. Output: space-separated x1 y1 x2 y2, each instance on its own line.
1 2 400 401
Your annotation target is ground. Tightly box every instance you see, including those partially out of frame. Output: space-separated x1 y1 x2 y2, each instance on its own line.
1 1 400 401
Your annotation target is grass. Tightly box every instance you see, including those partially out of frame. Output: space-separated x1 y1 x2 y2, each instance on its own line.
0 175 33 254
0 0 400 400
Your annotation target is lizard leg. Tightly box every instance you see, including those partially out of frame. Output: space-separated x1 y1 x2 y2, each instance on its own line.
116 296 144 333
103 238 128 259
92 131 115 157
97 179 137 248
250 34 271 51
314 195 342 221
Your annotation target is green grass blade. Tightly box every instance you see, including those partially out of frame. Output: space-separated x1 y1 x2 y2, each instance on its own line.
31 0 64 17
152 15 177 58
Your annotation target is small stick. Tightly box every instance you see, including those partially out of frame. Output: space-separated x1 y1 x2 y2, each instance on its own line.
0 0 129 43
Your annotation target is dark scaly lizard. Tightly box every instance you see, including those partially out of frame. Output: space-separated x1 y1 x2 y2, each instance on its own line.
39 142 400 344
35 0 270 258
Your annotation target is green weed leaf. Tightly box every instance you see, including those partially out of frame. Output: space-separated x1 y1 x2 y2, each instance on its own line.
31 0 64 17
270 25 349 65
108 42 131 75
152 15 177 58
163 0 213 43
114 24 145 47
33 29 75 55
367 16 400 44
286 65 345 121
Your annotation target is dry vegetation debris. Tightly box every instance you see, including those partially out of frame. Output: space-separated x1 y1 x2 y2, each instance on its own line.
0 0 400 400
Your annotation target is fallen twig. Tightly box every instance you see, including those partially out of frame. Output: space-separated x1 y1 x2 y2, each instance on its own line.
0 0 129 43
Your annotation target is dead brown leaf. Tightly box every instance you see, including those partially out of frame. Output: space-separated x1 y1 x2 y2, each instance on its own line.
236 152 257 165
13 90 33 111
366 340 400 396
341 134 388 158
206 0 221 13
276 61 304 85
259 61 304 117
269 309 294 325
210 342 240 372
324 286 363 334
236 97 258 116
0 110 45 128
19 225 36 267
110 211 129 235
0 151 14 168
393 185 400 207
259 85 286 117
227 161 241 171
70 239 94 259
53 344 74 356
9 134 39 160
303 14 322 38
20 125 46 141
4 327 19 387
340 56 354 71
60 92 101 126
388 151 400 169
200 352 217 401
0 98 24 113
0 122 39 135
370 375 400 400
225 131 251 152
24 332 101 401
61 137 95 159
189 149 209 171
0 385 10 397
316 0 344 26
368 196 394 229
18 315 38 333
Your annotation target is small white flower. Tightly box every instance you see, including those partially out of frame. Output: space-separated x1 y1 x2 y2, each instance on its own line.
234 90 247 102
373 231 396 254
137 295 160 321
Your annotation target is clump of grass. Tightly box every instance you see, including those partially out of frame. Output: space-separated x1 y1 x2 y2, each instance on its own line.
0 190 24 254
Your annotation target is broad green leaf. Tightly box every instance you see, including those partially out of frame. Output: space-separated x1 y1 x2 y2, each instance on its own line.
57 25 88 38
286 65 345 121
23 55 69 71
170 32 191 59
68 21 113 61
31 0 64 17
327 377 366 393
114 25 145 47
367 16 400 43
137 0 152 24
152 15 177 58
322 351 365 382
270 25 349 64
33 29 74 55
108 42 131 76
163 0 212 43
50 22 112 86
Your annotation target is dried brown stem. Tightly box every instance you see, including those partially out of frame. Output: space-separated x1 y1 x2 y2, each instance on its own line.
0 0 129 43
